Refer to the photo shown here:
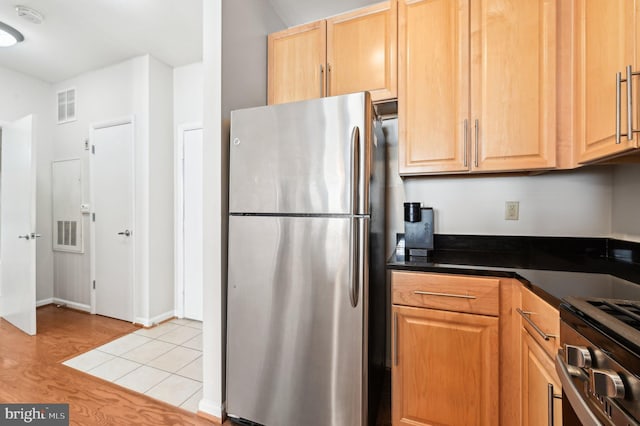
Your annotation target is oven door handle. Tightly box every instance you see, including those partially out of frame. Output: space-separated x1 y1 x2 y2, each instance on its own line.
555 352 604 426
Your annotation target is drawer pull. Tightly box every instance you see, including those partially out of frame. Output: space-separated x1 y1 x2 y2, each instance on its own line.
517 308 557 341
414 290 476 300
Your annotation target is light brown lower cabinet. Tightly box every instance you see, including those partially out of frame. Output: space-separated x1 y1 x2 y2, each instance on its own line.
392 305 499 425
390 271 563 425
522 329 563 425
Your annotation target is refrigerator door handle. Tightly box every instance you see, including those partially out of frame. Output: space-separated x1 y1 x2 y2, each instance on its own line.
351 126 361 215
350 217 368 308
350 217 360 308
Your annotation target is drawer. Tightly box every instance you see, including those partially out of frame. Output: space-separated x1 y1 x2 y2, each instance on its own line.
520 288 560 359
391 271 500 316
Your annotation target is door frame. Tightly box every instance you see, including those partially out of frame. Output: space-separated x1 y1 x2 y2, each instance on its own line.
174 122 203 318
89 116 136 320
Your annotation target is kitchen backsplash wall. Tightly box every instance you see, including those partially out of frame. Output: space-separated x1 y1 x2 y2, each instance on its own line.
383 119 619 256
612 164 640 242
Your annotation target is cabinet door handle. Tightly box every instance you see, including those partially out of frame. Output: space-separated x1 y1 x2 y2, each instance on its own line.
393 311 399 366
414 290 476 300
319 64 324 97
617 71 622 144
463 119 468 167
547 383 562 426
327 63 332 96
517 308 556 341
627 65 634 141
474 119 479 167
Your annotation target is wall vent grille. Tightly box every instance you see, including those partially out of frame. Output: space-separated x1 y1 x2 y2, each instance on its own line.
57 220 78 247
57 88 76 124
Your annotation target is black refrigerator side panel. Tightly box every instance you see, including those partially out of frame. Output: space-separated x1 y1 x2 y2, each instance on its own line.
367 117 387 425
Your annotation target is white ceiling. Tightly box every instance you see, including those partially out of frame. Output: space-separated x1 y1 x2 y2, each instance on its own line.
0 0 203 83
0 0 379 84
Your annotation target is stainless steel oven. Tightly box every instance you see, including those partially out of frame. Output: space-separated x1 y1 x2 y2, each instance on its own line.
557 297 640 426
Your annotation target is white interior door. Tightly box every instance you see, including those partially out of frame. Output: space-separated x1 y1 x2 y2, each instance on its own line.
0 115 37 335
183 127 203 321
92 121 134 322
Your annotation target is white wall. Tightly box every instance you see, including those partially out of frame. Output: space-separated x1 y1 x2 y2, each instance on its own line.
52 56 147 308
612 164 640 242
201 0 223 418
201 0 284 419
221 1 285 118
174 62 204 126
385 119 615 255
52 55 175 325
148 56 175 321
269 0 378 26
0 66 54 303
173 62 203 317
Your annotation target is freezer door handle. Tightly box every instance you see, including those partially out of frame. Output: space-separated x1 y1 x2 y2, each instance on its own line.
351 126 361 215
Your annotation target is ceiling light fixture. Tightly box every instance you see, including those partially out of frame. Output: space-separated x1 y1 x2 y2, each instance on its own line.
0 21 24 47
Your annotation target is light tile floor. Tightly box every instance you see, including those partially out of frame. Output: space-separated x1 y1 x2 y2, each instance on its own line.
63 318 203 412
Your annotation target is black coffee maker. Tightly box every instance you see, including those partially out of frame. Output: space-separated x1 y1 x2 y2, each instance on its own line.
404 203 434 257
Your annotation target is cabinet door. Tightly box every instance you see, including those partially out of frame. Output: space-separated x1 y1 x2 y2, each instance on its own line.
268 21 326 105
398 0 470 175
326 0 397 101
522 330 563 426
471 0 557 172
574 0 638 163
392 305 499 426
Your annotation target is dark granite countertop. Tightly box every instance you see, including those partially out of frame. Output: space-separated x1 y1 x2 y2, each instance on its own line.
386 235 640 308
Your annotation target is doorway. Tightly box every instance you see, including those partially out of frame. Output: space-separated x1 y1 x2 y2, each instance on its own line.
90 118 134 322
175 124 203 321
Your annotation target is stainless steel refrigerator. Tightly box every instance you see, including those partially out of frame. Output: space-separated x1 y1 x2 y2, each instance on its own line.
226 92 386 426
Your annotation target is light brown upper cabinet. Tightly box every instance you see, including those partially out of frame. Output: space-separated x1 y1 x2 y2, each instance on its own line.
399 0 557 175
268 0 397 105
268 21 327 105
326 1 397 101
574 0 639 163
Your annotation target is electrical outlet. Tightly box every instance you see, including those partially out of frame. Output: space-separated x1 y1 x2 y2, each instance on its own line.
505 201 519 220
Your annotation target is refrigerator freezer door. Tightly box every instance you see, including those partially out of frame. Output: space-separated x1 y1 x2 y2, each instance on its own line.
227 215 364 426
229 92 370 215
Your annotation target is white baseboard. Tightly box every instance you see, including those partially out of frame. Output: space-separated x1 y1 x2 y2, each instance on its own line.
37 298 91 312
135 310 175 327
198 399 224 420
55 298 91 312
36 298 54 307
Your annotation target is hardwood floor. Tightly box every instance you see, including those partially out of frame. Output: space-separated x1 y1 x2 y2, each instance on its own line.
0 305 215 426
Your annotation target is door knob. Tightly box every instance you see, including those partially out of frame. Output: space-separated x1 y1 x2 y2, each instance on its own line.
18 234 30 240
117 230 131 237
30 233 41 239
